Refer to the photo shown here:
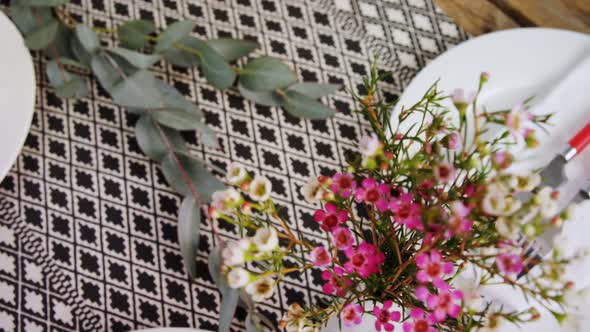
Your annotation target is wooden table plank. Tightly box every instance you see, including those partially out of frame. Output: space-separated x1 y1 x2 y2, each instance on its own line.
435 0 590 35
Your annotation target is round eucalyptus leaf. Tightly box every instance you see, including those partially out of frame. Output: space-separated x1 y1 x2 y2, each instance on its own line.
53 57 88 70
71 36 93 67
197 42 236 90
90 52 123 93
51 25 75 60
153 79 203 116
111 70 163 109
238 83 282 107
55 76 89 98
135 115 188 162
206 38 258 62
152 110 203 131
9 5 38 35
162 36 203 68
161 153 225 203
155 20 196 53
239 56 297 91
17 0 69 6
24 19 58 50
107 47 161 69
282 90 336 119
117 19 155 50
74 25 100 54
194 121 219 149
286 82 342 99
46 61 89 98
178 197 201 279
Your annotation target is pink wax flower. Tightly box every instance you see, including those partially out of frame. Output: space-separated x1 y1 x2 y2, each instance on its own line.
506 102 533 138
389 193 422 230
416 250 454 284
402 309 437 332
314 203 348 233
344 242 385 278
426 289 464 322
496 253 523 275
374 300 401 331
310 246 331 267
443 132 462 151
341 303 364 327
321 266 352 297
354 178 390 212
447 201 473 238
332 227 354 250
332 173 357 198
433 162 456 184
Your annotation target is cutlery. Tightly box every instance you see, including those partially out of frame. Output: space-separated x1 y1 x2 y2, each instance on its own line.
515 122 590 277
518 183 590 278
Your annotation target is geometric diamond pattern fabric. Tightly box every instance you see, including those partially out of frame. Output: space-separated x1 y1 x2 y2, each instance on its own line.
0 0 467 331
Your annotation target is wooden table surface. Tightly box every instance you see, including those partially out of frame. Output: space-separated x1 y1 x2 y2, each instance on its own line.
435 0 590 36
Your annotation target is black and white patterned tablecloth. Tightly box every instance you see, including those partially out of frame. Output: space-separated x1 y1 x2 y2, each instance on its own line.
0 0 467 331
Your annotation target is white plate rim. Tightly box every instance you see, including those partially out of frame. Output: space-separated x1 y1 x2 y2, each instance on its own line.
0 12 36 181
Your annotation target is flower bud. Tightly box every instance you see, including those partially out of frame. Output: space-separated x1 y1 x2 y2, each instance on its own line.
442 132 462 150
550 216 563 228
529 307 540 321
480 72 490 84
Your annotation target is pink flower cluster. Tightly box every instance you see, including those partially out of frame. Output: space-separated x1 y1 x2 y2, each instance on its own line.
407 250 462 328
344 242 385 278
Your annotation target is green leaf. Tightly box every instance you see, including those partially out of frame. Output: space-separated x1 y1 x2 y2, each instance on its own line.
54 57 88 70
75 25 100 54
46 61 89 98
208 247 223 285
17 0 69 6
51 25 75 59
246 313 261 332
218 289 239 332
238 83 282 107
206 38 258 62
55 76 89 98
117 19 155 50
24 19 58 50
111 70 163 109
71 36 92 67
195 122 219 149
162 36 202 67
286 82 342 99
161 153 225 203
282 90 336 119
239 56 297 91
197 42 236 90
152 110 203 131
107 47 161 68
10 5 38 35
178 197 201 278
90 52 123 93
153 79 203 117
135 115 188 162
207 247 239 332
155 20 196 53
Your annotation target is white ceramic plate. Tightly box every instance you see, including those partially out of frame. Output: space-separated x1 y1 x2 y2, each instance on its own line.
395 28 590 331
0 11 36 181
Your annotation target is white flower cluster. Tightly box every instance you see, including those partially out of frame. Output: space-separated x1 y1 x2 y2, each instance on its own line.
221 227 279 301
279 304 319 332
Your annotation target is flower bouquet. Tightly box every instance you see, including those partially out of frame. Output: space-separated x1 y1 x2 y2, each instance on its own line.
208 66 589 332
